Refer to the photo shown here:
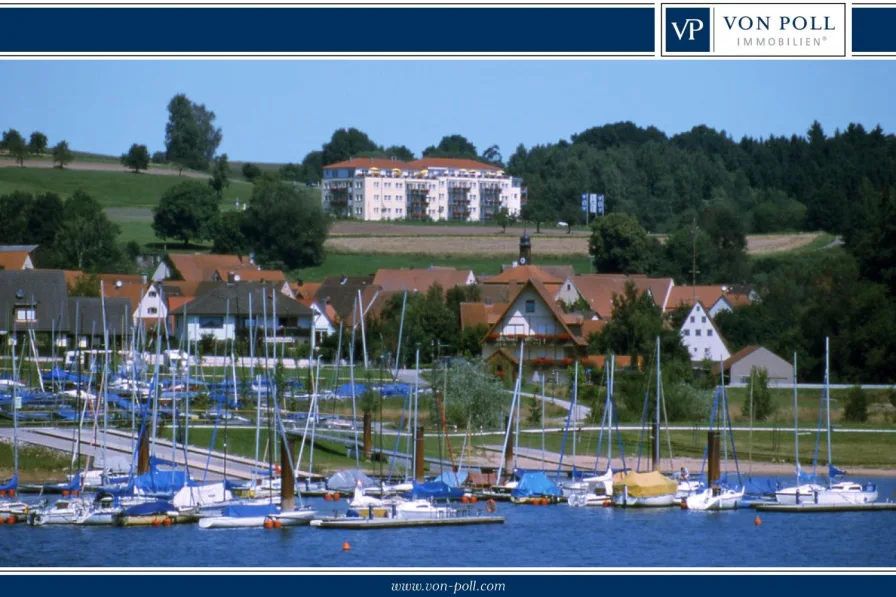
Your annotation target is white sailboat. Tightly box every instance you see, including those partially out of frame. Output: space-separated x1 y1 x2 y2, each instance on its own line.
775 339 878 506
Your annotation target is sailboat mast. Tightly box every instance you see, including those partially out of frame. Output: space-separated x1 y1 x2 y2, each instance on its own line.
608 356 614 467
513 342 524 472
572 361 578 471
412 347 420 477
654 336 661 471
11 318 19 479
793 352 799 483
541 373 546 472
825 336 832 479
251 292 261 478
100 281 110 485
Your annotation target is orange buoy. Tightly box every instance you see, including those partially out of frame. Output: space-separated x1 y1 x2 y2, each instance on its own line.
6 516 16 525
470 496 478 504
342 541 351 551
485 499 497 513
61 490 69 497
603 500 613 507
543 498 551 505
0 490 6 497
0 517 5 524
754 516 762 526
8 490 14 497
264 519 274 529
162 517 172 526
681 500 688 510
72 491 79 497
461 496 469 504
273 519 283 529
324 493 332 501
152 519 161 527
333 493 342 501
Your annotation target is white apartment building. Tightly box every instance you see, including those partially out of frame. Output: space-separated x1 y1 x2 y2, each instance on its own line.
321 157 523 222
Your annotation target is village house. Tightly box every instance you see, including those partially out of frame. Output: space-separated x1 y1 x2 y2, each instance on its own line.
0 245 37 271
679 302 730 363
714 345 794 386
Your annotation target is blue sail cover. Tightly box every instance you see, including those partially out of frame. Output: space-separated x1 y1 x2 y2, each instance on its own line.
511 471 562 499
434 470 468 488
134 457 189 496
221 503 279 518
335 383 366 398
829 464 847 478
120 500 176 517
0 474 17 491
407 481 465 500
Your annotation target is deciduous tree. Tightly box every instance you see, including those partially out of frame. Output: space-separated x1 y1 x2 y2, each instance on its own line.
152 181 219 246
120 143 150 173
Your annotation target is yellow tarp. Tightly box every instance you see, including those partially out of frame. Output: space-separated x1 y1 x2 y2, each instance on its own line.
613 471 677 498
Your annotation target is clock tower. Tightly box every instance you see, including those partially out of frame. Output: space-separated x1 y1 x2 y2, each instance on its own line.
519 231 531 265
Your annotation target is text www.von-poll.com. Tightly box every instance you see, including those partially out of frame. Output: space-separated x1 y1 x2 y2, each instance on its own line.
391 581 506 594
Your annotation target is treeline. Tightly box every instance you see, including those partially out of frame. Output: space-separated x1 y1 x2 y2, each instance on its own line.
509 121 896 235
0 190 134 272
1 129 74 168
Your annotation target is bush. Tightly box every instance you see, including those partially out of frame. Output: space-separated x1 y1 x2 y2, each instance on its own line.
242 162 262 181
742 367 775 421
663 382 711 422
843 386 869 423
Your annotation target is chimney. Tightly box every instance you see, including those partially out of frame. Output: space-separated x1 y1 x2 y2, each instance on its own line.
141 275 147 285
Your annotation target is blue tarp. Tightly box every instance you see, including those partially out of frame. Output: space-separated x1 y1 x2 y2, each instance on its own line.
379 384 410 397
335 383 366 398
407 481 465 501
120 500 176 517
221 503 279 518
133 457 189 495
433 470 468 488
0 474 17 492
511 471 562 499
829 464 847 478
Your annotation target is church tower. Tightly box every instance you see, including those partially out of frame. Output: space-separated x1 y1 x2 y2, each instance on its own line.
519 232 531 265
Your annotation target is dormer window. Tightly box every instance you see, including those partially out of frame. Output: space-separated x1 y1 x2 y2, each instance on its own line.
15 308 36 322
148 291 157 298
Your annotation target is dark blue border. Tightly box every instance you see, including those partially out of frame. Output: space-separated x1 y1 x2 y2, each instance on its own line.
853 6 896 53
0 7 654 53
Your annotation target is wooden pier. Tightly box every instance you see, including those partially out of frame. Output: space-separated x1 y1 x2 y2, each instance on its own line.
310 515 504 529
753 502 896 513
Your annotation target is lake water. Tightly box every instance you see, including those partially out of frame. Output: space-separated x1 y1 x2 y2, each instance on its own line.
2 476 895 568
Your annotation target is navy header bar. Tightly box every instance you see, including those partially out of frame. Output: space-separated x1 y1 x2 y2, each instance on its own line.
853 6 896 53
0 7 656 54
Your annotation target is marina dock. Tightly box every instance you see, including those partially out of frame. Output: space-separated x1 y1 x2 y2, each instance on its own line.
310 515 504 529
753 502 896 513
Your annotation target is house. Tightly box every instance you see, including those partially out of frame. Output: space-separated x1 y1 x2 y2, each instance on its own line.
314 275 378 321
302 299 339 343
714 345 794 386
0 245 37 271
666 285 752 318
481 279 588 377
173 282 313 343
573 274 674 319
152 253 259 282
679 302 730 363
372 267 475 294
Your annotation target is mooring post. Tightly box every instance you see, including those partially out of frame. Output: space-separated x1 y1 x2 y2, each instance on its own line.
281 436 295 512
363 411 372 460
651 422 659 471
707 430 721 491
137 426 150 475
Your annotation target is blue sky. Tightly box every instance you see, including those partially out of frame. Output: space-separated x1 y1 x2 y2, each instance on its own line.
1 60 893 163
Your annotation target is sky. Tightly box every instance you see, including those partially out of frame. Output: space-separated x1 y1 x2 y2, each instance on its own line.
1 60 894 164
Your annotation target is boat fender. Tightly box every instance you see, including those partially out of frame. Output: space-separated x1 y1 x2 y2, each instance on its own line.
485 499 497 513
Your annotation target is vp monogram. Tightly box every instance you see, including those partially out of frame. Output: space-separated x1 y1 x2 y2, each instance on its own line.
671 18 705 41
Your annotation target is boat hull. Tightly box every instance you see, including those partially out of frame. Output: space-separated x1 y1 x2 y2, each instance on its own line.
685 488 745 511
614 493 677 508
776 486 878 506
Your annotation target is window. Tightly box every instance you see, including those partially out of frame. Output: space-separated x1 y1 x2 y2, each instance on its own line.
707 329 713 337
15 308 36 322
695 329 702 336
148 307 158 315
148 291 157 298
701 316 707 323
683 329 690 336
690 316 695 323
374 182 380 188
525 300 535 314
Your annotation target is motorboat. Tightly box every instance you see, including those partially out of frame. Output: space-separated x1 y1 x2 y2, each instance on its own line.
567 469 614 507
776 481 878 505
29 499 88 525
394 499 453 521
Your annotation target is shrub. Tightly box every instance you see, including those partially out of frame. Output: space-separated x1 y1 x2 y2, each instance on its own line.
843 386 869 423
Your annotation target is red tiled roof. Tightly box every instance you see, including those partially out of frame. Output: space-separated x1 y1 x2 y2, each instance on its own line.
372 268 473 293
485 279 587 347
484 265 562 286
167 254 256 282
216 269 286 283
291 281 321 300
102 282 147 313
0 251 32 270
581 319 607 339
323 158 408 170
405 158 501 172
713 345 762 374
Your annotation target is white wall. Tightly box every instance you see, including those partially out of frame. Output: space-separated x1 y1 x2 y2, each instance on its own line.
680 303 730 363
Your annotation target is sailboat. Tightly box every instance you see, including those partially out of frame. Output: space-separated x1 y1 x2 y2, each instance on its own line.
483 341 526 501
0 329 29 523
614 338 678 507
775 338 878 506
685 365 745 511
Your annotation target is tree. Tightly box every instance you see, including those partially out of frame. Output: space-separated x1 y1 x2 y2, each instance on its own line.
481 144 503 165
241 179 329 269
209 153 231 198
2 129 27 166
55 191 123 271
242 162 262 181
164 93 222 172
208 210 250 255
28 131 48 155
51 140 73 168
423 134 478 159
383 145 415 162
843 386 869 423
152 181 220 246
151 151 168 164
589 212 658 274
67 273 101 297
495 206 511 232
742 367 775 421
321 128 379 166
120 143 150 173
279 163 302 182
428 360 505 429
0 191 33 245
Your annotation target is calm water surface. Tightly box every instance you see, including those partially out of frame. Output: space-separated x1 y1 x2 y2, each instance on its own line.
3 476 895 568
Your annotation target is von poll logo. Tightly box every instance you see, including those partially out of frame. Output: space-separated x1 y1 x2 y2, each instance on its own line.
663 4 846 57
666 7 710 52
